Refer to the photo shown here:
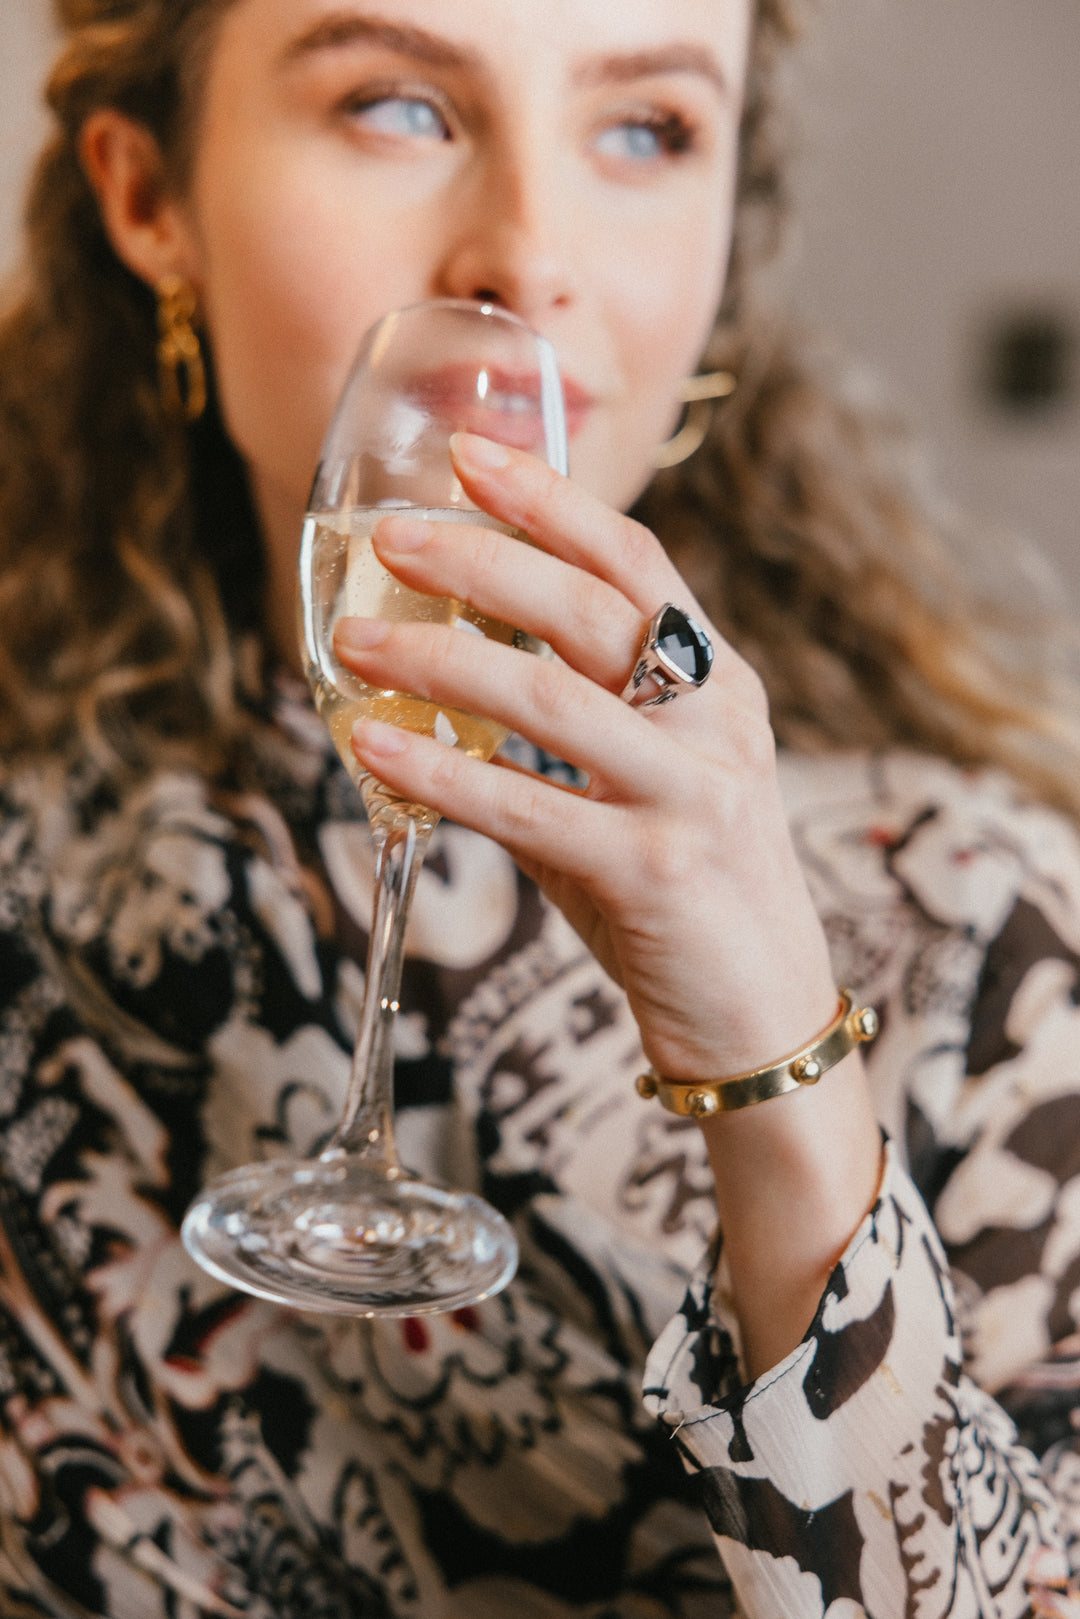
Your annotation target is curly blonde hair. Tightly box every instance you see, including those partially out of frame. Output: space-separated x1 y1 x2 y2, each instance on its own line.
2 0 1079 812
0 0 255 778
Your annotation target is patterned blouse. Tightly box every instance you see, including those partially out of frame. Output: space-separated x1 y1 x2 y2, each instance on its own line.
1 694 1079 1618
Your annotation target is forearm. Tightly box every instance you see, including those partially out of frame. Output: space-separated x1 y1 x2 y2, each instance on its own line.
699 1050 883 1379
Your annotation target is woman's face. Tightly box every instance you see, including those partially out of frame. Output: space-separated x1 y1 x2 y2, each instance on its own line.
176 0 751 535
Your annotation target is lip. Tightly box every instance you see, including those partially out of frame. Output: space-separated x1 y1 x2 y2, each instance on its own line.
406 363 595 450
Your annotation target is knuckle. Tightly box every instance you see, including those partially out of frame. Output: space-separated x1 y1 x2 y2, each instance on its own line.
710 659 775 773
524 654 575 727
468 522 503 575
573 574 622 642
428 742 463 793
618 516 665 580
727 713 777 780
427 626 466 686
634 816 698 891
733 660 770 719
518 462 567 531
495 777 544 841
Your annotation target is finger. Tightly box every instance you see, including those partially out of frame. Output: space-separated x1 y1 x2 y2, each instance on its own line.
371 510 645 693
333 616 693 795
448 432 695 617
349 714 619 881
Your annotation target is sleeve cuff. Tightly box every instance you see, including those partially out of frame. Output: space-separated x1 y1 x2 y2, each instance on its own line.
641 1139 990 1614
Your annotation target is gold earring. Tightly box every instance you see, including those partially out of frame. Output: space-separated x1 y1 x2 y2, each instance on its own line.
653 371 736 469
156 274 207 422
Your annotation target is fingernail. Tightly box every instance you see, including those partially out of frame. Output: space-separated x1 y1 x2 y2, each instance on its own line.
352 717 408 757
375 515 435 553
450 431 511 471
334 617 390 652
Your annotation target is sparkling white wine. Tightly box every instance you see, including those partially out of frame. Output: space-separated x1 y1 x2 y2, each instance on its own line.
300 506 544 788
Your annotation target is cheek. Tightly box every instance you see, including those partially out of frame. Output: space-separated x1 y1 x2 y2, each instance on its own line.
627 170 736 367
201 228 339 502
586 211 731 510
191 159 429 508
623 241 726 402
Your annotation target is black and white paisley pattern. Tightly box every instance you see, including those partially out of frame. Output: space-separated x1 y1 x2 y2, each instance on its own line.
646 751 1080 1617
3 716 1080 1616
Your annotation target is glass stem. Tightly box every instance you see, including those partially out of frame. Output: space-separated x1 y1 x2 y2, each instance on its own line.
328 808 434 1167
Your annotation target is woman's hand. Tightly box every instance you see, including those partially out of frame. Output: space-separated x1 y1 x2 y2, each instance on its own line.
335 430 834 1079
334 430 882 1374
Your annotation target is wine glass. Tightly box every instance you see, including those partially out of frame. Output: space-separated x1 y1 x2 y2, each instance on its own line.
182 300 567 1314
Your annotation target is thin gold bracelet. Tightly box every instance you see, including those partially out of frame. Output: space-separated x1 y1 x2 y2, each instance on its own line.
635 990 878 1118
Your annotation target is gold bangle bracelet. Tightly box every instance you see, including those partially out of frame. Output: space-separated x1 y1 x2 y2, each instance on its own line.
635 990 878 1119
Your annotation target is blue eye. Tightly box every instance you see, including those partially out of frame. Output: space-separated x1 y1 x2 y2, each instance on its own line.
594 116 693 164
351 96 449 139
606 124 661 160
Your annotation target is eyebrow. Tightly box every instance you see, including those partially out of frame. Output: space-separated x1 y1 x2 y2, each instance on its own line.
281 12 482 73
281 13 728 98
574 45 730 98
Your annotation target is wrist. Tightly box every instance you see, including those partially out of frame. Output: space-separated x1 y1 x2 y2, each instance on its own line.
703 1057 885 1376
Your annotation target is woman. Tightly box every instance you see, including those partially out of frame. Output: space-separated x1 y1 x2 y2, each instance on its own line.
0 0 1078 1614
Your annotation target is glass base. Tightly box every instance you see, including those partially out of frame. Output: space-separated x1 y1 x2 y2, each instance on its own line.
181 1156 519 1316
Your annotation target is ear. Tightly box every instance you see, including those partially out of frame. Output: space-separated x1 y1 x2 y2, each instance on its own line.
79 109 200 291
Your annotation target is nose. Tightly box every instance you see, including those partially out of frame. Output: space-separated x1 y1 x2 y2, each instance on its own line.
435 143 575 326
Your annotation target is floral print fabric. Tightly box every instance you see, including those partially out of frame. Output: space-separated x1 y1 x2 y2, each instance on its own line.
647 751 1080 1617
0 719 1079 1616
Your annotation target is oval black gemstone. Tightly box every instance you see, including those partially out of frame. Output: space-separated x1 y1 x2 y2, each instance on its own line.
656 605 713 684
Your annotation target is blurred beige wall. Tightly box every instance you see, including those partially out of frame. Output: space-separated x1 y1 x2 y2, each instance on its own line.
785 0 1080 610
1 0 1077 607
0 0 54 273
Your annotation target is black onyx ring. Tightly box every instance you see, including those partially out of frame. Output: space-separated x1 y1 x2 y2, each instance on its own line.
620 603 714 708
